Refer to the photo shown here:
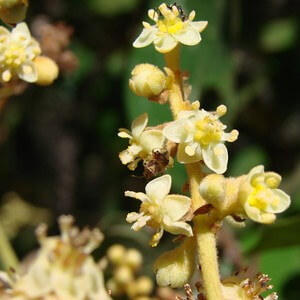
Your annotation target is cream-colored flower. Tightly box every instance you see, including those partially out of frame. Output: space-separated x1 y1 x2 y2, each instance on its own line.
238 165 290 224
163 104 238 174
125 174 193 246
0 22 41 83
133 3 207 53
0 215 112 300
118 113 165 170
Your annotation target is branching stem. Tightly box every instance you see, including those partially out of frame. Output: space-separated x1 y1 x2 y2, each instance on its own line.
0 222 18 271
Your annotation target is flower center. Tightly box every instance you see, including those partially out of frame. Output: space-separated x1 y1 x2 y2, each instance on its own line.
157 18 184 34
3 43 27 67
247 185 279 210
141 202 162 224
194 116 223 146
156 3 184 34
50 240 87 274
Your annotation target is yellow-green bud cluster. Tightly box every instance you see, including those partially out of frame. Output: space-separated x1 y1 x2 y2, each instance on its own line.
106 244 153 299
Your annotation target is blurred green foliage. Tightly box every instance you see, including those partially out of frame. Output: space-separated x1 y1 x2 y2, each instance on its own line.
0 0 299 298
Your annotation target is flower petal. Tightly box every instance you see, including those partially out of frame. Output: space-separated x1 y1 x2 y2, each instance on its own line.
133 27 157 48
17 61 37 83
12 22 31 47
0 26 10 37
132 215 151 231
177 142 202 163
244 202 276 224
174 26 201 46
150 227 164 247
202 143 228 174
145 174 171 204
118 128 132 139
248 165 264 182
154 34 178 53
140 129 165 153
163 119 193 143
265 189 290 213
131 113 148 138
125 191 149 202
128 158 141 171
163 217 193 237
178 110 196 119
163 195 191 221
119 144 142 165
191 21 208 33
126 212 144 223
126 212 151 231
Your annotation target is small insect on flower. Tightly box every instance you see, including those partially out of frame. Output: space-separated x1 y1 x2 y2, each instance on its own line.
0 22 41 83
143 149 173 180
133 3 208 53
238 165 291 224
125 174 193 247
163 104 238 174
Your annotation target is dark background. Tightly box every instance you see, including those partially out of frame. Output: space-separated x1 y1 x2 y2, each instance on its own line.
0 0 299 299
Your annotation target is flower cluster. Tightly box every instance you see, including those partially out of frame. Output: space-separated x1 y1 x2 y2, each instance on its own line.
0 215 111 300
0 22 59 84
133 3 207 53
118 1 292 297
126 175 192 246
106 244 153 299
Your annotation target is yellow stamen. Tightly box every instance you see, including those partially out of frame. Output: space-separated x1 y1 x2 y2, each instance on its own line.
194 117 222 146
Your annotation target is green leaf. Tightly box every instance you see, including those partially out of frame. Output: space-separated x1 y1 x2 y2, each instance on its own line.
228 145 269 177
260 246 300 298
260 19 298 52
248 216 300 253
87 0 138 16
70 42 95 82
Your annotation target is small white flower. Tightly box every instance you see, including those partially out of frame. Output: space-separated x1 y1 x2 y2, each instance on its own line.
125 174 193 247
0 22 41 83
133 3 207 53
163 104 238 174
239 165 290 224
118 113 165 170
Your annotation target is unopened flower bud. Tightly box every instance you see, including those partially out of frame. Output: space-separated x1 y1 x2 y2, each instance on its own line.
129 63 166 98
34 56 59 86
154 237 196 288
199 174 226 208
106 278 122 296
0 0 28 24
135 276 153 295
124 248 143 270
107 244 126 265
114 265 134 285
